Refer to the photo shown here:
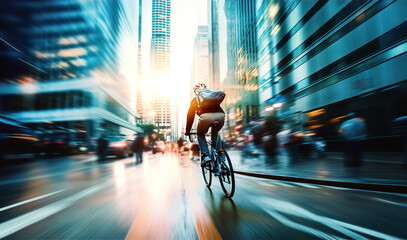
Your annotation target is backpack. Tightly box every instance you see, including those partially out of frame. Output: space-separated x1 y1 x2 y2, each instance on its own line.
195 88 225 109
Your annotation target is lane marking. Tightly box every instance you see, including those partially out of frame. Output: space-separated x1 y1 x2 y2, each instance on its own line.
259 197 400 240
265 209 340 239
180 154 222 240
272 181 295 187
0 189 67 212
290 182 320 189
0 183 107 238
0 156 129 186
125 154 177 239
323 186 349 190
81 156 97 163
188 191 222 240
372 197 407 208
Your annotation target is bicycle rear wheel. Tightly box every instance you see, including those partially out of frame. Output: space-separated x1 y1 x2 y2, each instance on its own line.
219 149 235 198
201 163 212 188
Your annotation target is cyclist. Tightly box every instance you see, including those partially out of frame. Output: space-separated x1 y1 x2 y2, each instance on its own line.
185 83 225 166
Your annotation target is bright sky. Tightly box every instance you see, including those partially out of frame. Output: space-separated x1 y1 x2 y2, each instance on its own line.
171 0 207 130
138 0 208 130
133 0 227 133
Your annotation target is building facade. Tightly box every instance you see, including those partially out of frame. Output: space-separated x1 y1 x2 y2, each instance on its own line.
136 0 144 118
191 26 210 98
236 0 259 129
150 0 172 140
222 0 240 137
208 0 221 89
0 0 141 143
220 0 259 136
256 0 407 140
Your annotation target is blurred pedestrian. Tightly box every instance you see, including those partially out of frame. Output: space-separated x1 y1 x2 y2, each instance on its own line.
262 115 282 156
285 129 301 160
177 137 183 155
97 134 109 161
170 143 174 153
313 136 326 158
191 137 200 158
339 113 367 167
277 127 291 155
132 133 145 163
251 124 263 146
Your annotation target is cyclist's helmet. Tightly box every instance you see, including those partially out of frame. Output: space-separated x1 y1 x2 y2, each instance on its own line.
193 83 207 94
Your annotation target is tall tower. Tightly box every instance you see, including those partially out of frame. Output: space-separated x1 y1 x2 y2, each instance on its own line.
191 26 209 98
208 0 220 89
136 0 143 118
150 0 171 140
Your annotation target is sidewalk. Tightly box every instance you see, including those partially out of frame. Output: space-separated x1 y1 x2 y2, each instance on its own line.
229 150 407 186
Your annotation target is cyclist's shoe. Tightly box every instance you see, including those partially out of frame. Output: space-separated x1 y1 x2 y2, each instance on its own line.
201 155 211 167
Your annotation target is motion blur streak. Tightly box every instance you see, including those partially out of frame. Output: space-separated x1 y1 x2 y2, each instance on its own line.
0 189 66 212
0 183 107 239
188 192 223 240
260 197 399 240
265 210 340 239
125 154 180 239
0 0 407 238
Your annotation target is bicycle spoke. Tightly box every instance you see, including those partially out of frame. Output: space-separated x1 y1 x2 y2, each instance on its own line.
218 149 235 198
201 162 212 188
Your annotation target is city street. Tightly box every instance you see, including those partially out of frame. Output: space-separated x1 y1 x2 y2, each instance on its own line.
1 152 406 239
1 0 407 239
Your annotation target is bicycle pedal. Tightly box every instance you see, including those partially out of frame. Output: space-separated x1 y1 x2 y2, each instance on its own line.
218 149 224 154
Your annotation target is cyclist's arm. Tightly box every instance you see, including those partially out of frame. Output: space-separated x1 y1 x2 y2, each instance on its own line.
185 98 197 135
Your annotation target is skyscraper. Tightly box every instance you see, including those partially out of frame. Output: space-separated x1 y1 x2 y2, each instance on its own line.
136 0 144 118
220 0 259 134
236 0 259 128
255 0 407 141
191 26 209 98
208 0 220 89
223 0 241 137
150 0 171 140
0 0 141 142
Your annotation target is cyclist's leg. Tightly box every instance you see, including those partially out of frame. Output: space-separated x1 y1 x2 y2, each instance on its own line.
197 114 212 158
210 113 225 150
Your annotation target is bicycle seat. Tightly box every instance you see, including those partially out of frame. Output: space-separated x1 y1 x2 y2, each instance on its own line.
211 121 220 128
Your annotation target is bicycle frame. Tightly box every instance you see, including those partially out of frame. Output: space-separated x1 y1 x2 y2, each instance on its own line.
208 139 232 183
207 139 221 173
189 132 231 178
190 129 235 197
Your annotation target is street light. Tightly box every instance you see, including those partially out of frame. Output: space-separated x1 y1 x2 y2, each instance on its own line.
20 76 38 94
20 77 38 112
273 102 283 108
266 102 283 112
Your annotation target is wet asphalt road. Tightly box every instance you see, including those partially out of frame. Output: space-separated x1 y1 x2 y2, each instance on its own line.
0 151 406 239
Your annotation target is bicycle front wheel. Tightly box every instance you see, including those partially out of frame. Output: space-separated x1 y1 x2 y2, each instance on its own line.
201 163 212 188
219 149 235 198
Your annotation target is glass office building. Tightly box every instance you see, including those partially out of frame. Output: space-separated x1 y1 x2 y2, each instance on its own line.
221 0 259 134
191 26 210 98
0 0 141 143
150 0 173 140
256 0 407 143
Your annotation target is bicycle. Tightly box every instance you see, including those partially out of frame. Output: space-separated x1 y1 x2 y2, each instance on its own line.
189 122 235 198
